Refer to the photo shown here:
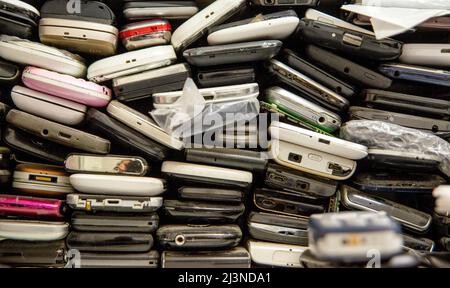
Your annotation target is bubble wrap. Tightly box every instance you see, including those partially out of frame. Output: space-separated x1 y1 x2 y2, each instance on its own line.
340 120 450 177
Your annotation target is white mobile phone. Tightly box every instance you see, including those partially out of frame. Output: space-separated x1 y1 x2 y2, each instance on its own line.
270 140 357 181
11 85 87 126
87 45 177 83
171 0 246 51
106 100 184 151
247 240 307 268
0 35 86 77
400 44 450 67
270 121 368 160
0 219 69 241
69 174 166 197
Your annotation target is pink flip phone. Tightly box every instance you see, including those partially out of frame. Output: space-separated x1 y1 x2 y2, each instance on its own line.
21 66 112 107
0 194 65 219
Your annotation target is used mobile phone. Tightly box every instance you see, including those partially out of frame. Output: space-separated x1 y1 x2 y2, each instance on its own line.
85 109 169 162
170 0 246 51
366 149 441 171
0 0 39 39
305 45 393 89
71 212 159 233
247 211 309 245
0 219 69 241
66 194 163 213
73 251 160 268
177 187 243 203
0 59 20 85
400 44 450 67
247 239 307 268
183 40 282 67
251 0 319 6
253 188 327 218
264 86 341 133
207 10 299 45
87 45 176 83
266 60 349 112
162 200 245 223
0 35 86 77
196 66 255 88
11 85 87 126
40 0 116 24
64 154 148 176
379 63 450 88
66 231 153 253
120 19 172 51
157 224 242 250
161 247 251 268
161 161 253 190
12 163 74 198
0 194 65 219
265 163 337 198
0 240 66 268
22 66 112 108
123 1 198 21
7 109 111 154
340 185 432 234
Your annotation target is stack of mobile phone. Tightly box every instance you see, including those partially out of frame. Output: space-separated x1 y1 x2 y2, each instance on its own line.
64 154 164 268
0 0 450 269
158 159 253 268
0 162 71 267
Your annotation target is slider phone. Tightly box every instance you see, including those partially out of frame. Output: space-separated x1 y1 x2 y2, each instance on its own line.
161 247 251 268
363 89 450 120
157 224 242 250
349 106 450 134
161 161 253 190
171 0 246 51
248 211 309 245
13 163 73 198
253 188 327 218
297 19 402 61
64 154 148 176
305 45 392 89
22 66 112 108
75 251 159 268
66 194 163 213
66 231 153 253
120 19 172 51
207 10 299 45
87 45 176 83
282 49 356 99
196 66 255 88
6 109 111 154
113 63 191 102
177 187 243 203
0 35 86 77
264 86 342 133
247 240 307 268
185 148 268 173
352 171 446 194
265 163 337 198
0 219 69 241
183 41 282 67
266 59 349 112
123 1 198 21
379 63 450 88
162 200 245 223
340 185 432 234
11 85 87 126
106 100 184 151
3 126 72 165
85 109 169 162
71 212 159 233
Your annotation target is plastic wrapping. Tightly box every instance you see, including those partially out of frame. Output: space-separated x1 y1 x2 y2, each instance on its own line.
151 78 259 139
340 120 450 177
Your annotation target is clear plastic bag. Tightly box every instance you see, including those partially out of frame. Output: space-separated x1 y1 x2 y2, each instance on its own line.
150 78 260 139
340 120 450 177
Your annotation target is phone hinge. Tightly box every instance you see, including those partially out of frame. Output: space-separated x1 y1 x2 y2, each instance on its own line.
343 33 362 47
